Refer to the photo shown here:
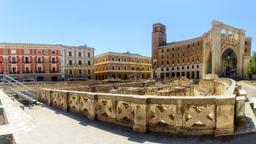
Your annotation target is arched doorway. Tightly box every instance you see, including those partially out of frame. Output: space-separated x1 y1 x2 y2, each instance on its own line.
222 48 237 78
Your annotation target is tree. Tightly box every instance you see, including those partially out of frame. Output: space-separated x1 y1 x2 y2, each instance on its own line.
247 51 256 78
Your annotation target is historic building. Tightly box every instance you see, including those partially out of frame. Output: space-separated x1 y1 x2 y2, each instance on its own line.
0 43 62 81
152 20 252 79
94 52 151 80
0 43 94 81
62 45 94 80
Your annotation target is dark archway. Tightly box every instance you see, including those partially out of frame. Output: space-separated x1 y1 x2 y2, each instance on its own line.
222 48 237 78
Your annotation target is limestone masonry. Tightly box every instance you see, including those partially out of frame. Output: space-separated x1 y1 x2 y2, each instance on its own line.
152 20 252 80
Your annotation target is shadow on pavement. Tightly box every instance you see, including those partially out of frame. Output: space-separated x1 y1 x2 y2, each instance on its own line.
41 104 256 144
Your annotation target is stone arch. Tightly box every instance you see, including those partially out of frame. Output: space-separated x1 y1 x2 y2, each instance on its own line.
221 48 237 78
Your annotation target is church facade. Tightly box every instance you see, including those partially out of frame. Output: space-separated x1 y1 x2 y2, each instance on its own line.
152 20 252 79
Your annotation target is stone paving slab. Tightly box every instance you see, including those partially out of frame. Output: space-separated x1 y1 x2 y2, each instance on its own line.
12 104 256 144
0 90 33 137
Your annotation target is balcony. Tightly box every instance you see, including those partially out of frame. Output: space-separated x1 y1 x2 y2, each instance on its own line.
50 71 59 73
9 72 18 74
24 71 33 74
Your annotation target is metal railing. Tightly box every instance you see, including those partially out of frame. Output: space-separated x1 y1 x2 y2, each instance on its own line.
0 74 38 105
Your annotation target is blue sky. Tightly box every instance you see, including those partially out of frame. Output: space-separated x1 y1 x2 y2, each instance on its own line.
0 0 255 56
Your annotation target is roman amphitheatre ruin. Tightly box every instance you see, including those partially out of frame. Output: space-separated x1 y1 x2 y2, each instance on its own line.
0 21 255 144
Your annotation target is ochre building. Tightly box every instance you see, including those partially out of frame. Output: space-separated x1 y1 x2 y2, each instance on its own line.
94 52 151 80
62 45 94 80
152 20 252 79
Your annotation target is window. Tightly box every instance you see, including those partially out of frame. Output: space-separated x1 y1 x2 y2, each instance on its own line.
52 57 56 63
11 50 16 54
25 57 29 63
88 61 91 66
38 57 42 63
79 69 82 75
78 52 82 57
52 50 56 54
69 60 72 65
12 67 16 73
112 58 115 61
69 70 72 75
24 49 30 54
112 66 115 70
68 51 72 56
25 67 30 73
118 66 121 70
11 57 16 63
52 67 56 73
124 66 127 70
37 50 42 54
88 70 91 74
118 58 121 62
78 60 82 65
87 52 91 57
38 67 42 73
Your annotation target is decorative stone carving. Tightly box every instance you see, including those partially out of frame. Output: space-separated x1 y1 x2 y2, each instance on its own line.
183 104 215 128
116 101 134 124
68 93 80 113
148 104 176 128
96 99 113 119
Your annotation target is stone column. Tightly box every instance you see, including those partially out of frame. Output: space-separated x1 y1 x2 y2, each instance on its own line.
133 97 147 132
175 100 183 133
215 97 235 136
237 30 245 78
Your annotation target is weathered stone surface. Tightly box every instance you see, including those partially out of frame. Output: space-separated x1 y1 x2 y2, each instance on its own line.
38 78 238 136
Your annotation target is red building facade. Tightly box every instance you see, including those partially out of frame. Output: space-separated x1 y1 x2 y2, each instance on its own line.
0 43 62 81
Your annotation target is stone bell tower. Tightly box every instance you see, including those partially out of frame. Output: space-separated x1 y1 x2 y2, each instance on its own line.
152 23 166 78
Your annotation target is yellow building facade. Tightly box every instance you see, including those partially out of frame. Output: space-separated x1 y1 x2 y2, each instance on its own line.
94 52 151 80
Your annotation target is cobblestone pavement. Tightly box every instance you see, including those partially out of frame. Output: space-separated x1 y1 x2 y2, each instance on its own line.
13 105 256 144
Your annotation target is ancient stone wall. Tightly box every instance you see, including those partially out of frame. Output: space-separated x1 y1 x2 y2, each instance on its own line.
38 79 237 136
